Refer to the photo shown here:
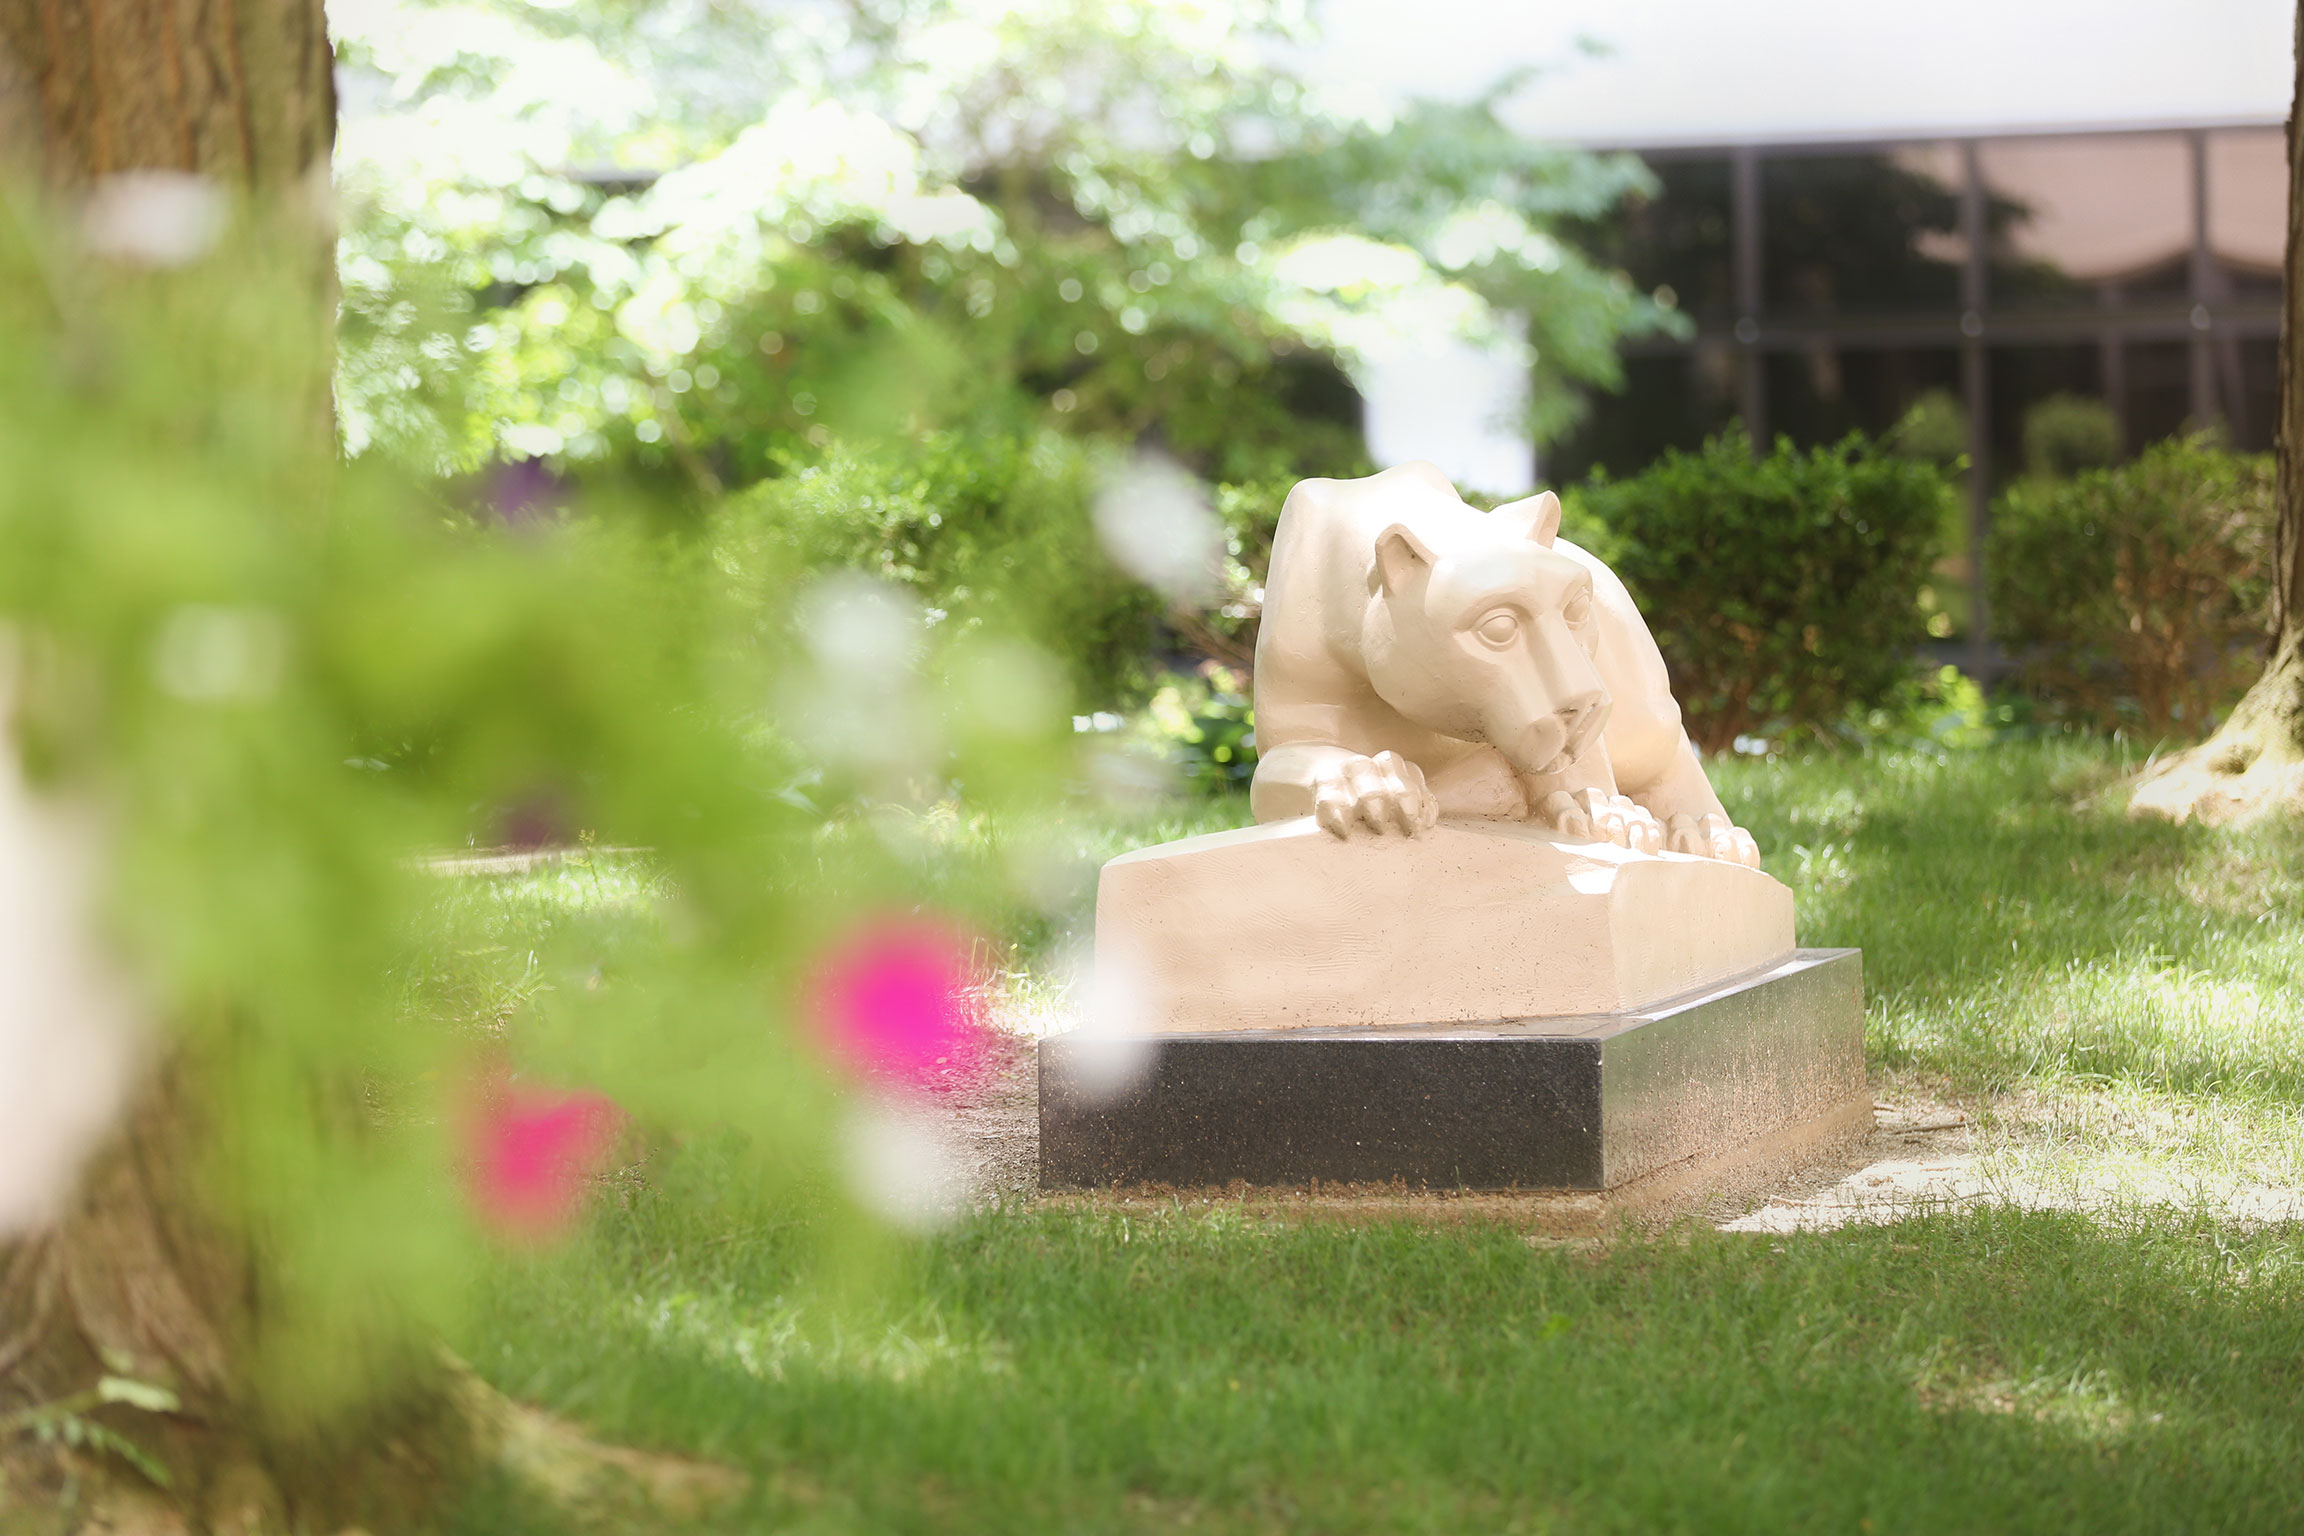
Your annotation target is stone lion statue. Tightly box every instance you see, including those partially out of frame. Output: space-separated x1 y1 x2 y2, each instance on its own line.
1248 462 1761 866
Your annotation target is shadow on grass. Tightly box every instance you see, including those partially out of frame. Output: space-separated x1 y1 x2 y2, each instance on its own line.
452 1198 2304 1535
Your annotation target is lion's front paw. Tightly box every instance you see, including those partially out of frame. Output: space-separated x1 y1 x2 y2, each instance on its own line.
1665 811 1761 868
1536 789 1663 852
1312 750 1440 839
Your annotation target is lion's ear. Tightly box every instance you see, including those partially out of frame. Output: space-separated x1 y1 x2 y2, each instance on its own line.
1491 490 1562 548
1372 523 1436 594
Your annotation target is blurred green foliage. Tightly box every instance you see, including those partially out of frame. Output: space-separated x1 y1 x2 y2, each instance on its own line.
2020 393 2123 481
1883 388 1975 642
329 0 1689 725
718 431 1161 708
1990 436 2275 737
1570 430 1951 752
0 192 1079 1418
332 0 1677 487
1887 387 1970 467
1137 663 1257 791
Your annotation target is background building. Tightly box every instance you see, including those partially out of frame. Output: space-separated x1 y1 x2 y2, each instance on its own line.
1553 126 2285 481
1314 0 2291 663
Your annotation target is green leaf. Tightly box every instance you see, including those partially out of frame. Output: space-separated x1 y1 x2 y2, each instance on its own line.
97 1377 183 1416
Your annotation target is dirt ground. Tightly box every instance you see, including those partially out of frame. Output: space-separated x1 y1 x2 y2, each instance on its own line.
943 1031 1043 1205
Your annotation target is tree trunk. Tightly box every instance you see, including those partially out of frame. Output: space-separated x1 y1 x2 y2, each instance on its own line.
2130 0 2304 823
0 4 363 1523
0 0 333 189
0 12 746 1527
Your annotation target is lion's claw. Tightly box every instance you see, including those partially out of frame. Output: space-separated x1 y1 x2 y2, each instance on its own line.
1538 789 1663 852
1665 811 1762 868
1312 750 1440 839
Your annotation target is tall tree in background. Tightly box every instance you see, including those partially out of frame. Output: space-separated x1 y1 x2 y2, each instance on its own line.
2131 2 2304 822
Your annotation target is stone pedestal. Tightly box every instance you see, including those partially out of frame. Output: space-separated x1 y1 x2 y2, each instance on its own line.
1040 949 1867 1193
1094 817 1796 1032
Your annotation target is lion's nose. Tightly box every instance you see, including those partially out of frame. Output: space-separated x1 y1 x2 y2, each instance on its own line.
1554 691 1610 761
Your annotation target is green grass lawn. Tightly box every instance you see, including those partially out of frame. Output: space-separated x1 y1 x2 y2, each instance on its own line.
439 740 2304 1533
1717 742 2304 1202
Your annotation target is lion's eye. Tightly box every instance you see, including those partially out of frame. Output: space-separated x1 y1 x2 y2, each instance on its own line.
1563 590 1593 625
1475 611 1519 647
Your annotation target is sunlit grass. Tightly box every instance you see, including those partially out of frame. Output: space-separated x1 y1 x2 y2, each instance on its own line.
399 848 669 1041
455 1202 2304 1533
1963 1084 2304 1219
629 1286 1009 1387
434 738 2304 1530
1715 740 2304 1102
1711 739 2304 1214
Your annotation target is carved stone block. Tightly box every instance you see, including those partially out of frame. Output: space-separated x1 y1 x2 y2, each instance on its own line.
1095 817 1796 1033
1040 949 1867 1194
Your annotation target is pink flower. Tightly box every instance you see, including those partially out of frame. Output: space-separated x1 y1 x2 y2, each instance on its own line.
810 917 990 1093
466 1083 623 1241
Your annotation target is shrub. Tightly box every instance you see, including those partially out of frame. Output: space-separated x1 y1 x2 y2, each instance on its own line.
1570 430 1951 752
1887 388 1969 466
2021 393 2121 479
718 432 1165 711
1988 435 2274 736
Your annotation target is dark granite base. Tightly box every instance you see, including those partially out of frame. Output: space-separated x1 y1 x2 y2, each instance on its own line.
1039 949 1866 1192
